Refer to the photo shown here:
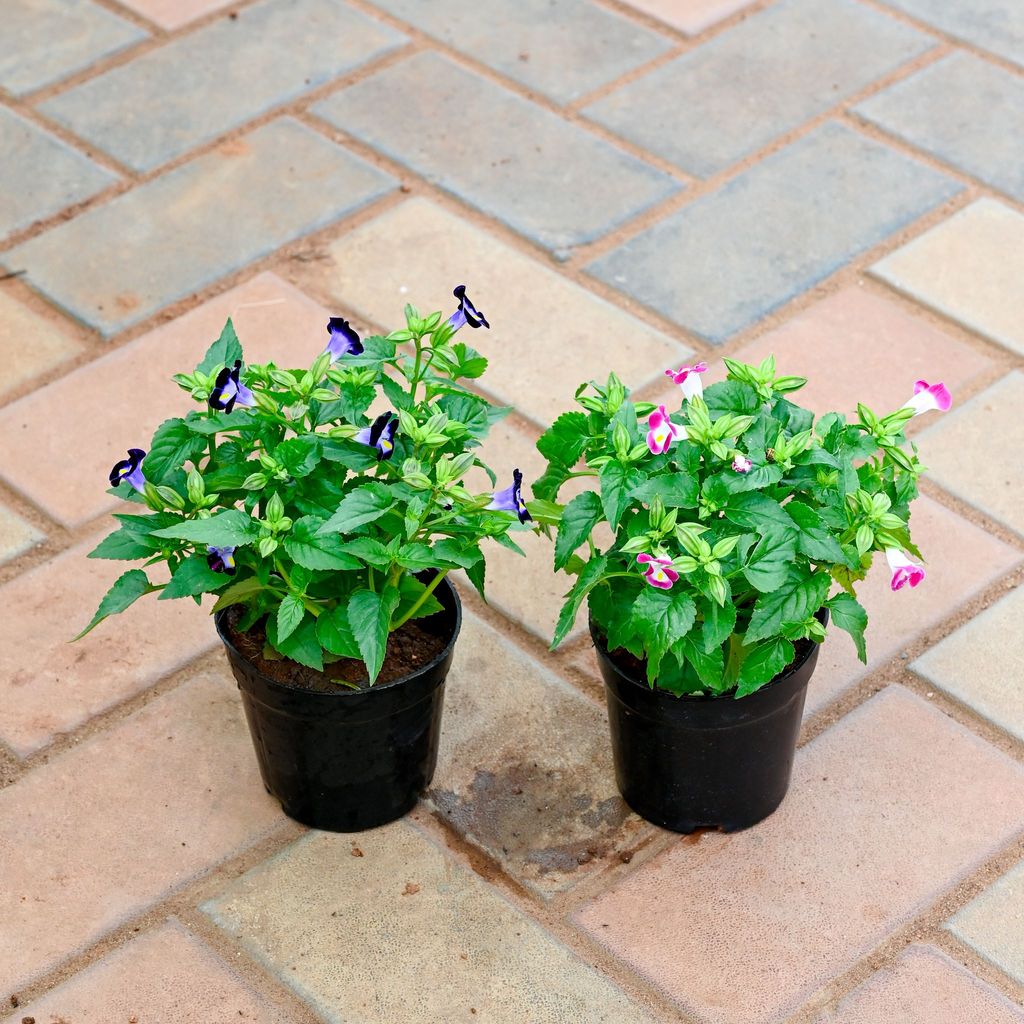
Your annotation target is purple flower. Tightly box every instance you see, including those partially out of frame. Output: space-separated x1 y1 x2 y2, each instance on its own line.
208 360 256 413
732 454 753 474
109 448 146 492
637 553 679 590
206 545 237 576
487 468 532 523
447 285 489 332
355 411 398 461
324 317 364 361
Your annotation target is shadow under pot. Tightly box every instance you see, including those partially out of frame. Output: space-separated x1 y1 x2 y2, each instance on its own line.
216 577 462 833
591 610 827 834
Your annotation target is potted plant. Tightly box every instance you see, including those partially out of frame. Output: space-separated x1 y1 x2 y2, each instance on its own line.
534 357 950 833
76 286 533 832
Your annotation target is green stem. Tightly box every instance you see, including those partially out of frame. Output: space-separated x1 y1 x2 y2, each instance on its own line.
392 570 449 630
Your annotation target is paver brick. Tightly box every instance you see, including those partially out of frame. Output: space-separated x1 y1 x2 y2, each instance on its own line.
366 0 670 103
877 0 1024 69
0 289 83 401
0 0 146 97
203 825 657 1024
0 106 115 241
913 584 1024 743
617 0 755 35
856 53 1024 203
427 612 647 897
585 0 932 178
587 122 961 343
872 199 1024 357
114 0 236 30
917 372 1024 537
0 671 281 992
313 51 680 253
41 0 407 173
318 197 690 427
815 944 1024 1024
0 505 43 566
1 919 292 1024
948 860 1024 986
573 686 1024 1024
3 119 393 337
0 273 331 529
0 533 218 756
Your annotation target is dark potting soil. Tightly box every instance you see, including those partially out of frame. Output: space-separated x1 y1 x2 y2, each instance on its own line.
224 605 449 693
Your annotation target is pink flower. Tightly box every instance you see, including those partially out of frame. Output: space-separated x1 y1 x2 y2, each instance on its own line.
637 553 678 590
664 361 708 401
901 380 952 418
732 454 753 473
885 548 925 591
646 404 684 455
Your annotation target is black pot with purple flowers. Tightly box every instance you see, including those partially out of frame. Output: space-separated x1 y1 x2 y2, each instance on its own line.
534 356 951 833
76 286 537 832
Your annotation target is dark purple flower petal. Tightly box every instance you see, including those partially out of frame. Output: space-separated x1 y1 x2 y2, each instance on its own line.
109 447 147 490
357 411 398 461
325 317 364 360
447 284 489 332
206 544 237 575
209 361 238 413
487 468 531 523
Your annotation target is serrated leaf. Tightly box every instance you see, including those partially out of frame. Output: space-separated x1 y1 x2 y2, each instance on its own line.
702 379 761 417
551 554 609 650
537 411 589 467
152 509 261 546
275 436 321 478
599 460 641 530
316 604 361 658
745 571 831 644
742 525 798 593
630 471 699 509
144 417 207 485
186 409 257 435
735 637 795 698
276 594 306 643
341 537 394 569
720 490 794 531
283 516 363 570
159 554 228 600
319 438 378 472
828 592 867 663
266 614 322 671
554 491 604 571
73 569 154 640
631 587 697 682
675 634 725 691
785 500 846 562
348 586 401 684
88 527 159 561
701 599 737 653
531 462 571 502
195 317 243 376
318 484 395 535
211 576 266 611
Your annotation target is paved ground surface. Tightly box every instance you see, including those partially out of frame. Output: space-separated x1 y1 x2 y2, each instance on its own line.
1 0 1023 1020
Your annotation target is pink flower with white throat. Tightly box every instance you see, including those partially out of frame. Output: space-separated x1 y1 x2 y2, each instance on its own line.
732 454 753 474
647 404 684 455
637 553 678 590
665 361 708 402
885 548 925 591
901 380 952 418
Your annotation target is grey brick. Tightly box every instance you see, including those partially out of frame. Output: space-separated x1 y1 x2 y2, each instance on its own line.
3 119 395 336
40 0 406 172
587 122 961 343
313 51 680 252
947 861 1024 986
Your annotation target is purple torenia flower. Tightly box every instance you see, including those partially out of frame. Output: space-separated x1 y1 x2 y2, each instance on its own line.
209 359 256 413
637 553 678 590
206 545 237 576
487 468 532 523
109 448 146 491
647 404 683 455
732 454 753 474
324 317 364 361
447 285 489 332
664 361 708 402
355 411 398 461
885 548 925 591
900 379 952 418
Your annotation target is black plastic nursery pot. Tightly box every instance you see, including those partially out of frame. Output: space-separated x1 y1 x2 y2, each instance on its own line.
592 612 827 834
216 577 461 833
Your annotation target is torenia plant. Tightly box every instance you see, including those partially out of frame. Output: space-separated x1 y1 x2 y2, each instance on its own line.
535 357 951 697
78 286 534 683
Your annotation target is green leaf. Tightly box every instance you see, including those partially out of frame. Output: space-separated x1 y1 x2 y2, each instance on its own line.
88 527 159 561
275 437 321 479
630 471 699 509
342 537 395 570
143 417 207 484
438 394 491 439
719 463 783 493
348 587 401 684
701 599 737 653
211 576 266 611
828 592 868 663
599 461 640 530
745 571 831 644
159 554 228 600
316 604 361 658
675 635 725 691
532 462 572 502
319 438 379 472
74 569 155 640
152 509 261 546
785 501 846 562
317 484 394 535
631 587 697 682
537 411 589 467
432 539 482 570
554 491 604 571
276 594 306 644
551 554 609 650
196 317 243 376
283 516 363 570
266 614 322 671
720 491 793 531
186 409 257 435
702 380 761 417
735 637 795 698
742 526 798 593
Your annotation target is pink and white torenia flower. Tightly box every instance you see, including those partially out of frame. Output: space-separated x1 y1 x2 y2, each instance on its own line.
732 454 753 473
885 548 925 591
901 380 952 418
637 553 678 590
647 404 685 455
664 361 708 402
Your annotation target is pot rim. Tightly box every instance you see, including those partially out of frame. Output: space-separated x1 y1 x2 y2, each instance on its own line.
214 574 463 700
589 607 828 703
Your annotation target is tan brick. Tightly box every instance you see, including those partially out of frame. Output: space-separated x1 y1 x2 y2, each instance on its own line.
917 371 1024 536
0 672 280 992
814 944 1024 1024
428 612 647 897
113 0 233 30
618 0 756 35
203 824 657 1024
0 273 330 529
1 919 291 1024
0 503 43 565
573 686 1024 1024
0 533 217 756
0 290 81 401
872 199 1024 356
318 197 690 427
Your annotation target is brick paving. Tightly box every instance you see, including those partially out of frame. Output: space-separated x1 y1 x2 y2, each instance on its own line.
1 0 1022 1020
